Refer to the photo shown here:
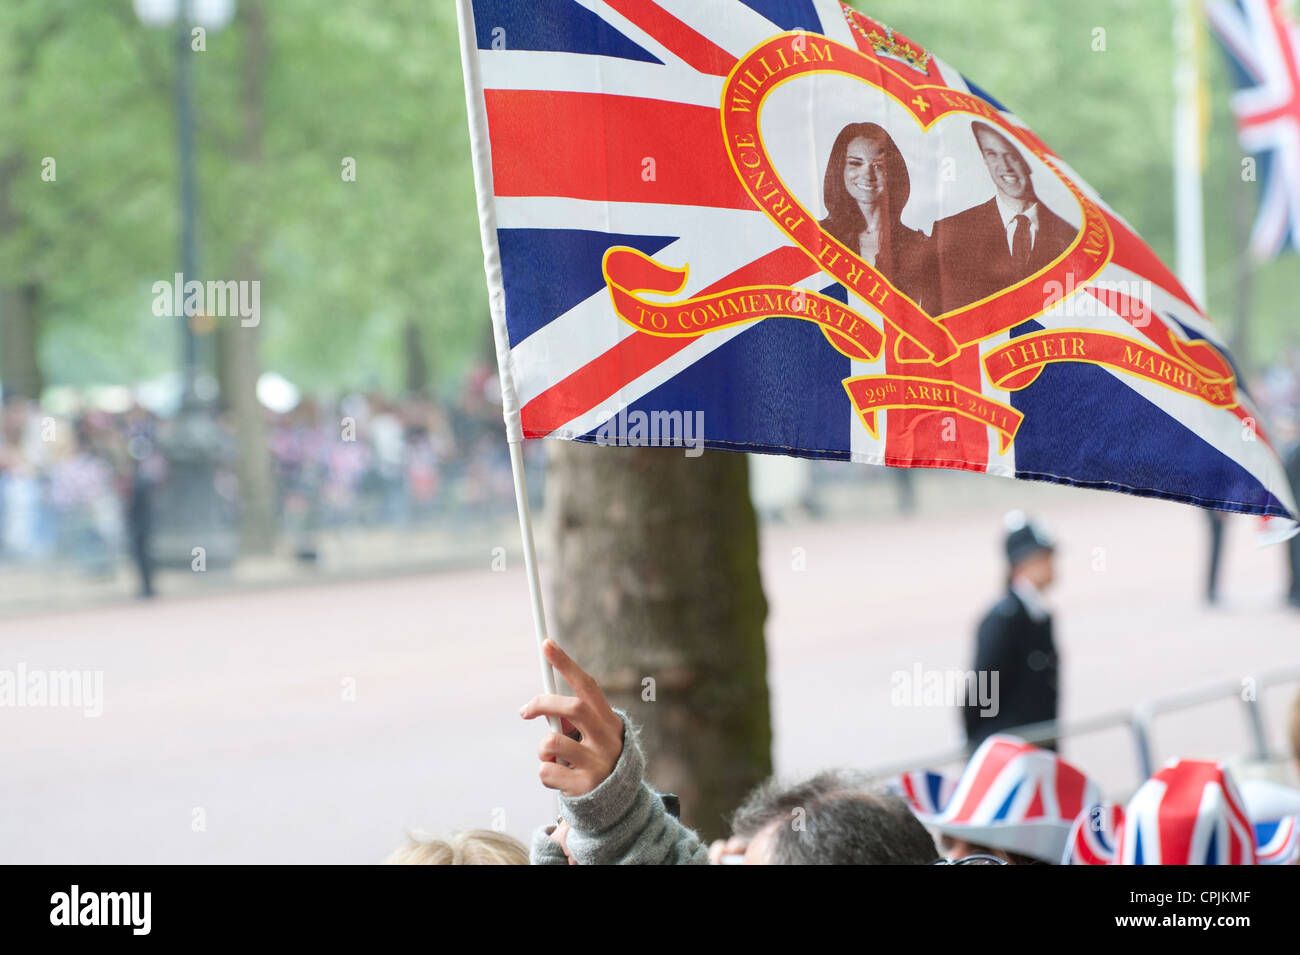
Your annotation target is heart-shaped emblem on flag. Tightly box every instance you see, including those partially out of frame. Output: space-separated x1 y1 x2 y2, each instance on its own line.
720 30 1115 366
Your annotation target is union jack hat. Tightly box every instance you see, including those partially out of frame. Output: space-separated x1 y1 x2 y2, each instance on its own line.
896 735 1101 863
1064 759 1259 865
1061 802 1124 865
892 770 958 817
1240 778 1300 866
1254 815 1300 865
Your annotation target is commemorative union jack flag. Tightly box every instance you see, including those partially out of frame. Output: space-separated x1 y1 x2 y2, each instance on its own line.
1207 0 1300 260
457 0 1298 525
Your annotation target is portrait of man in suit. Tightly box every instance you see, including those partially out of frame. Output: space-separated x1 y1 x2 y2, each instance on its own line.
933 121 1077 314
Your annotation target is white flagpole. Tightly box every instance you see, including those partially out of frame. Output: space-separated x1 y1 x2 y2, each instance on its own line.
507 440 563 727
1173 0 1208 308
456 0 562 733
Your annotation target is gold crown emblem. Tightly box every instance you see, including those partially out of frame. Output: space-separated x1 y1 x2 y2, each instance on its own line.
842 11 931 71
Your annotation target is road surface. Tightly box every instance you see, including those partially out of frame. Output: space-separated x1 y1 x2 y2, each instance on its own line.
2 475 1297 863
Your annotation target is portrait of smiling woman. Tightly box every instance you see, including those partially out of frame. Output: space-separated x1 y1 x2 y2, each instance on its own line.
820 121 938 311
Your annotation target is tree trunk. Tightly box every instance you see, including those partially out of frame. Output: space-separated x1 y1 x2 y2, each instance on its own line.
546 441 771 841
0 144 40 402
0 16 59 402
220 0 276 554
0 280 41 400
404 319 430 395
217 320 275 551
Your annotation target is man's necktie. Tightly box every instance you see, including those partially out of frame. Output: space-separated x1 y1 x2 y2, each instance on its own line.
1011 214 1031 268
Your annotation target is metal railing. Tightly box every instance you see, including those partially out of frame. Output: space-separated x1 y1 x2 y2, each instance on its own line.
865 663 1300 784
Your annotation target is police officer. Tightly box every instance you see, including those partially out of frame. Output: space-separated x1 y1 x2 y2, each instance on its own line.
963 512 1059 752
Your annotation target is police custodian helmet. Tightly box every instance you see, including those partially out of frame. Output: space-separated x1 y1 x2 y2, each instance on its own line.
1003 510 1055 567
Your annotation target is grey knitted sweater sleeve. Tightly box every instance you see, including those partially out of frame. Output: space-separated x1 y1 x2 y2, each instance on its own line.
530 826 570 865
529 710 710 865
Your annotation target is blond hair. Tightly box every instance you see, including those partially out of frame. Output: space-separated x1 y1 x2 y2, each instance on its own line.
384 829 529 865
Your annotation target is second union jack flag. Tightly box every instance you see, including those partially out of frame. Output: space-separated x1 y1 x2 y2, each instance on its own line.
1207 0 1300 260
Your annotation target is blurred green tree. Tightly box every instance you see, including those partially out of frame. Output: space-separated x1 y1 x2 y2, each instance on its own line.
5 1 1295 400
0 0 486 399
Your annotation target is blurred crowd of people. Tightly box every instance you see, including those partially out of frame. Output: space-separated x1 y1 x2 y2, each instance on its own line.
0 363 524 575
1255 349 1300 432
0 400 161 573
268 369 517 541
4 352 1300 594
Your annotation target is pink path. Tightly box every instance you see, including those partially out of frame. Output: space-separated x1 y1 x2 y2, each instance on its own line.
1 476 1296 862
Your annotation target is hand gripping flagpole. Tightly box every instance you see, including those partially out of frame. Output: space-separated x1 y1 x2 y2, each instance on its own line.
456 0 562 733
